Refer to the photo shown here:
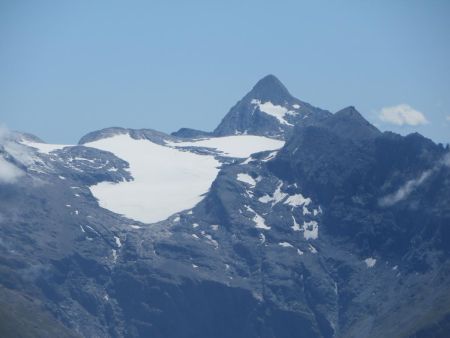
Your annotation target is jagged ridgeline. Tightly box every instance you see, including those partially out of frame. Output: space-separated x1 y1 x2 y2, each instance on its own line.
1 76 449 338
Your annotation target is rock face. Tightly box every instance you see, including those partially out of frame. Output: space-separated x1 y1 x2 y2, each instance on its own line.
213 74 331 139
170 128 212 139
0 77 449 338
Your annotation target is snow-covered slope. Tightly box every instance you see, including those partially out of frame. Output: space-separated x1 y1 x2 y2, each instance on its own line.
85 134 220 224
21 140 71 154
85 134 284 223
166 135 284 158
250 99 298 126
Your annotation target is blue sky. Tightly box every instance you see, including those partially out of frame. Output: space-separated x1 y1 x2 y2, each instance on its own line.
1 0 449 144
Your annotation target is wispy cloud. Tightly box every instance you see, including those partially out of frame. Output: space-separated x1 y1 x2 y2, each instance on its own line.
0 125 25 184
379 170 432 206
0 156 24 184
443 153 450 166
379 153 450 206
379 104 428 126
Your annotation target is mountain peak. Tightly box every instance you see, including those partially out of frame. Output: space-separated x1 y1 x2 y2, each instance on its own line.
213 75 330 138
334 106 361 118
253 74 285 89
322 106 381 140
248 74 292 102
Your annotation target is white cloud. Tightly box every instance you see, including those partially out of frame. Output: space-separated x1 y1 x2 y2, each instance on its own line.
379 153 450 207
0 156 24 184
379 170 432 206
379 104 428 126
446 116 450 122
0 124 26 184
443 153 450 167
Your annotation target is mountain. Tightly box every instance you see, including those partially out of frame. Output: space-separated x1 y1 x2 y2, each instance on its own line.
0 77 449 338
319 106 381 141
170 128 212 139
213 74 331 139
267 110 450 336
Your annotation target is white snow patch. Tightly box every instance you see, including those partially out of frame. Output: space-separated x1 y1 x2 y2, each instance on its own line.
271 183 287 204
237 173 256 188
242 156 254 164
192 234 199 239
279 242 294 248
58 175 66 180
292 215 319 239
129 224 142 229
192 264 198 269
292 104 300 109
297 249 304 255
302 221 319 240
86 134 221 224
192 223 199 228
251 99 296 126
204 234 219 249
253 213 270 230
392 265 398 271
261 151 278 162
79 225 86 233
365 257 377 268
73 156 97 164
112 249 118 263
210 224 219 231
74 210 79 215
85 225 99 235
302 206 311 215
22 141 71 154
65 204 71 208
173 216 180 222
258 183 287 205
291 216 301 231
258 195 272 204
167 135 284 158
114 236 122 248
284 194 311 207
245 206 270 230
308 244 317 254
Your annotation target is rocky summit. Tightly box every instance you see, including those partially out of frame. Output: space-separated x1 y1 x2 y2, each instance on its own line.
212 75 330 139
0 75 449 338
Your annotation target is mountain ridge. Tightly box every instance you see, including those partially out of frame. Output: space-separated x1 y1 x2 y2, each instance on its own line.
0 75 449 338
